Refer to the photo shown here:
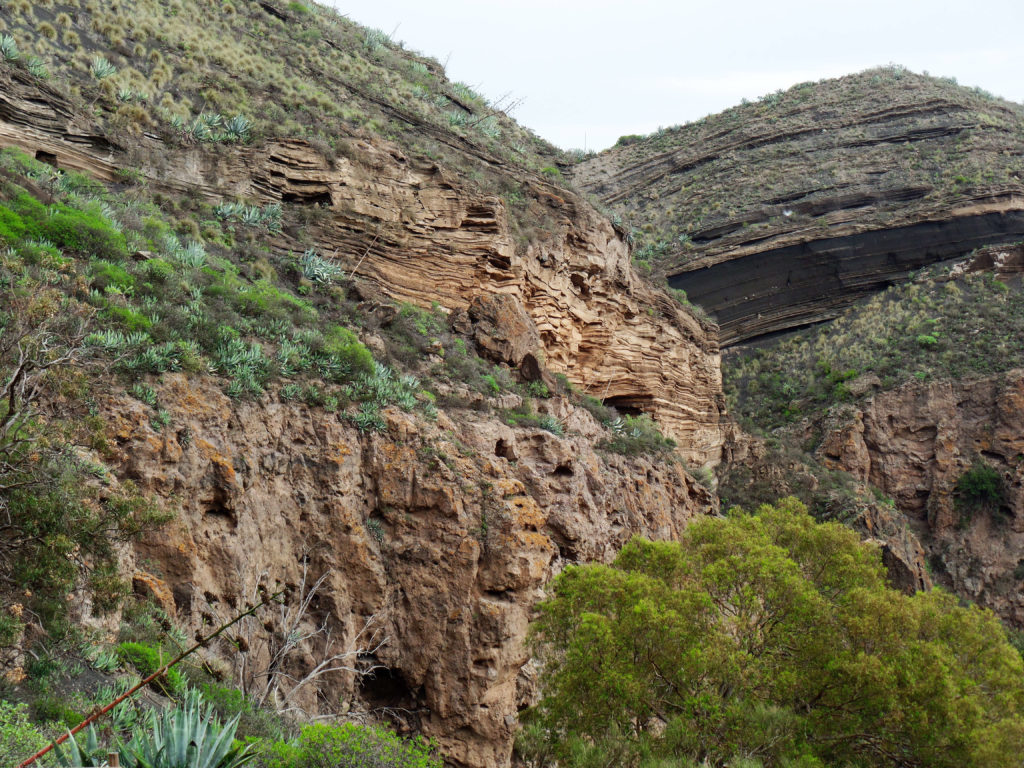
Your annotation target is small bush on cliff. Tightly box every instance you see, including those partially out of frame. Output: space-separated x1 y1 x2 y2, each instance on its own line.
955 459 1006 526
597 414 676 457
524 498 1024 768
117 641 185 695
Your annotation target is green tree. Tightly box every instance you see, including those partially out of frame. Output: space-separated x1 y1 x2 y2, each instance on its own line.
525 498 1024 768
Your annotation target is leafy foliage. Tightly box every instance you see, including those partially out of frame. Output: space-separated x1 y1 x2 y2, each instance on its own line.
0 700 48 762
117 641 185 695
526 498 1024 768
955 459 1006 526
265 722 440 768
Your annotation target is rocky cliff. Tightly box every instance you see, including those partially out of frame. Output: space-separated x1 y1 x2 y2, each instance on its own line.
98 374 711 767
0 66 726 467
817 372 1024 626
576 68 1024 343
0 31 726 768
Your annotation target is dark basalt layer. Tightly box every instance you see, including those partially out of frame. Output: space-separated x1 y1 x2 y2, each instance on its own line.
576 68 1024 343
670 211 1024 344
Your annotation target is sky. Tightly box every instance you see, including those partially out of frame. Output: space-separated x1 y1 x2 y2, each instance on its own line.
333 1 1024 151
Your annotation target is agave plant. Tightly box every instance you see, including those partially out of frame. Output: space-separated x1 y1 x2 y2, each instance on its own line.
222 115 251 142
363 28 388 52
52 725 106 768
175 241 207 269
299 249 343 284
120 691 256 768
261 203 282 232
90 56 117 80
26 56 47 78
0 33 20 62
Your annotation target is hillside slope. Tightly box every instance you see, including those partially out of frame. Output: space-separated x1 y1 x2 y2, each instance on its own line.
0 3 726 767
576 67 1024 343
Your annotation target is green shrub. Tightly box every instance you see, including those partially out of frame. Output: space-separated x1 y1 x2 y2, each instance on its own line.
196 682 287 742
579 395 616 424
31 694 84 728
40 205 127 260
955 459 1005 525
90 260 135 292
0 206 31 243
7 478 164 631
266 722 441 768
117 641 185 694
527 498 1024 767
324 325 374 378
0 700 49 760
956 460 1003 504
105 305 153 332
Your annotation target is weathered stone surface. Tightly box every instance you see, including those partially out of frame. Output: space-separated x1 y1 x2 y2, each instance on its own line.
99 375 711 767
0 58 730 768
0 67 727 467
818 371 1024 625
721 431 931 594
468 293 540 367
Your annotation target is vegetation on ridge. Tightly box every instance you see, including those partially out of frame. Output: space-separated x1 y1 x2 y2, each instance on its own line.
724 264 1024 430
0 0 576 247
577 66 1024 275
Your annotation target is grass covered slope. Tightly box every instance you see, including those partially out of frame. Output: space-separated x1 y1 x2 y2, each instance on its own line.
576 66 1024 273
724 264 1024 431
0 0 571 230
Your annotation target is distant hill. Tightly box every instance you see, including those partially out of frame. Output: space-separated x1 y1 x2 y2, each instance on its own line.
576 67 1024 343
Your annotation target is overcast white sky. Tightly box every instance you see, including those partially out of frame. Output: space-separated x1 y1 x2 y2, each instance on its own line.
333 1 1024 151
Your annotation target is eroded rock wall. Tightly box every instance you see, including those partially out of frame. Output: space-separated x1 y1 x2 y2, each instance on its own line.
101 375 711 767
0 68 726 467
0 68 726 766
818 372 1024 625
576 70 1024 344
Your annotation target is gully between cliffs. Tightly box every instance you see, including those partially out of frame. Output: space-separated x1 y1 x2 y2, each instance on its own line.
670 210 1024 345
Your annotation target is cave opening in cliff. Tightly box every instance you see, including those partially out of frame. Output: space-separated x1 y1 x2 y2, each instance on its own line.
281 190 333 206
359 663 418 717
602 394 650 417
34 149 57 168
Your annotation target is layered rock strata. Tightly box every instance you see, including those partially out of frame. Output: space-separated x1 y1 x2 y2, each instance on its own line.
0 67 727 467
576 70 1024 344
0 67 727 767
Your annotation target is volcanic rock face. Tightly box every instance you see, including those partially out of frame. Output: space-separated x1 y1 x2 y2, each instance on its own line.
0 67 726 467
102 374 712 768
0 67 726 767
576 69 1024 344
817 372 1024 626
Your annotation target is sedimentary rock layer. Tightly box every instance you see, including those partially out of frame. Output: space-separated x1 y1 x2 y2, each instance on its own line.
577 69 1024 344
670 205 1024 344
0 67 727 466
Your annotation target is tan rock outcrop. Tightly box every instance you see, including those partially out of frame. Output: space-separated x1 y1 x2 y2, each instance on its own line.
0 67 726 467
100 374 711 767
0 60 728 768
